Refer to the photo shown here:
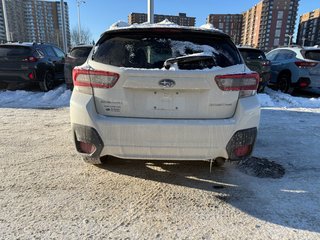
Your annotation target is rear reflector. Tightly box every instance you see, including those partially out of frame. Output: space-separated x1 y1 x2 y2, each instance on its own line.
234 145 252 158
73 67 120 91
78 141 97 154
226 128 257 160
215 73 259 91
295 61 318 68
28 72 35 80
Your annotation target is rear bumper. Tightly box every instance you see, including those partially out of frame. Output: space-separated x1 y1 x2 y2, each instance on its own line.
70 94 260 161
0 70 37 83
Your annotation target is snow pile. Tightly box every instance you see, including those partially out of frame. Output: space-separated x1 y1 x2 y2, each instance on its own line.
258 88 320 108
0 85 71 109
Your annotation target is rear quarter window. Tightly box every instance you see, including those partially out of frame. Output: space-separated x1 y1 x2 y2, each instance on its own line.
70 47 92 58
239 49 266 60
93 30 241 70
304 50 320 61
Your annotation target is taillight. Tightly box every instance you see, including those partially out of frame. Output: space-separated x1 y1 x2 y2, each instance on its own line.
215 73 259 98
295 61 318 68
73 67 120 94
22 56 38 62
28 72 35 80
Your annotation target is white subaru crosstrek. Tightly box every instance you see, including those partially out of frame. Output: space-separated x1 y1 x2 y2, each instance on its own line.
70 21 261 165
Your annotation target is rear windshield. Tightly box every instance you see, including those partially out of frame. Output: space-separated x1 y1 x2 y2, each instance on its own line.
93 31 241 70
70 47 92 58
0 46 32 57
239 49 266 60
304 50 320 61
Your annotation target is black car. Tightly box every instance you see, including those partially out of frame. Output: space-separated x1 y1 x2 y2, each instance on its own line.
238 47 271 92
64 45 93 89
0 42 65 91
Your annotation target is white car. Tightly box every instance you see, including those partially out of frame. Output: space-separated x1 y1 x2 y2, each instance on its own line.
70 21 261 165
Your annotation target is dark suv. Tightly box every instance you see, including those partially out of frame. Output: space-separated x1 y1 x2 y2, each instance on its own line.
0 42 65 91
64 45 93 90
238 47 271 92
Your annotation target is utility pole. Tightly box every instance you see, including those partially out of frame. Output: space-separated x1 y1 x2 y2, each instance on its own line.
2 0 11 42
60 0 67 52
77 0 85 44
148 0 154 24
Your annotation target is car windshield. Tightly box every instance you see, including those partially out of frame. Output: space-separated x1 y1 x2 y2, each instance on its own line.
239 49 266 60
0 46 32 57
70 47 92 58
93 30 241 70
304 50 320 61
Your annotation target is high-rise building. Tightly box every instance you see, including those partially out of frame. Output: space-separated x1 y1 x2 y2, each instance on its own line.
0 0 70 49
128 12 196 26
297 9 320 47
0 3 5 42
241 0 299 51
206 14 243 45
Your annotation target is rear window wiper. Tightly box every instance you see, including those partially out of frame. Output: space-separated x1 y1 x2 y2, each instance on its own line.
164 53 216 70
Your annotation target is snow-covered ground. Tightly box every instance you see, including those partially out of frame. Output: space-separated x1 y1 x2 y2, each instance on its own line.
0 85 320 109
0 85 71 109
0 86 319 238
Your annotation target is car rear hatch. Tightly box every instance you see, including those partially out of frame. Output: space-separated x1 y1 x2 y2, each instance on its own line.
239 48 270 74
0 45 34 71
302 49 320 76
74 28 258 120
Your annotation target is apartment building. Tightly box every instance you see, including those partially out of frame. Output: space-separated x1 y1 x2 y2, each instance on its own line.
128 12 196 26
0 3 5 42
241 0 299 51
0 0 70 49
297 9 320 47
207 14 243 45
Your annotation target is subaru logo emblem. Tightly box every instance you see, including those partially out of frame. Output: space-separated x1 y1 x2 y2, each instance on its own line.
159 79 175 88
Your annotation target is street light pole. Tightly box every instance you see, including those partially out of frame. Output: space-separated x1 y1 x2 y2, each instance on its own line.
2 0 11 42
148 0 154 24
60 0 67 52
286 34 293 47
77 0 85 44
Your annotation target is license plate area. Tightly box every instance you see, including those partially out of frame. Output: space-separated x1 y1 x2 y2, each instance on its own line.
150 90 181 111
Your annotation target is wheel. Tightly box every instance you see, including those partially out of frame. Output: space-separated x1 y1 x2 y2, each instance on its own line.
39 71 55 92
82 156 102 165
277 74 292 93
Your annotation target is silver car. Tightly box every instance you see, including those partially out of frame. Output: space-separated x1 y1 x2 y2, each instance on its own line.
266 47 320 94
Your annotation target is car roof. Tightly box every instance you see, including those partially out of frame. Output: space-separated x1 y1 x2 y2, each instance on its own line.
101 20 229 39
238 46 264 51
71 45 93 49
0 42 57 48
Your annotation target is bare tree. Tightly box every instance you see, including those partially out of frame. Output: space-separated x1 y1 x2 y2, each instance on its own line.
70 26 94 47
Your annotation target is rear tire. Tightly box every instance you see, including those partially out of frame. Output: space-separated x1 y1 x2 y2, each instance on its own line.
277 74 293 94
39 71 55 92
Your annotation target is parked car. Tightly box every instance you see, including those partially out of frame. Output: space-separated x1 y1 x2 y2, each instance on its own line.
238 46 271 92
70 22 260 166
0 42 65 91
64 45 93 90
266 47 320 93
